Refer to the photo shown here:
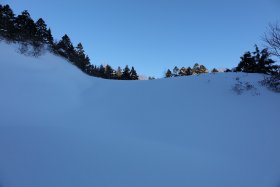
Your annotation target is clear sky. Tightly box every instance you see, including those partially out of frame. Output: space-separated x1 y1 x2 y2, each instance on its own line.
2 0 280 77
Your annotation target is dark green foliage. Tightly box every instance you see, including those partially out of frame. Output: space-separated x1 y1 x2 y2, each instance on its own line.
173 66 179 77
55 34 76 61
122 65 131 80
130 66 138 80
165 69 172 78
225 68 232 72
104 65 115 79
236 52 255 72
198 65 208 74
192 63 200 74
0 5 15 40
35 18 49 44
185 67 193 75
236 45 278 74
98 65 106 78
192 63 208 74
116 67 122 80
178 67 186 76
0 3 140 80
211 68 219 73
165 64 207 78
46 28 54 46
14 10 37 42
74 43 90 71
261 73 280 92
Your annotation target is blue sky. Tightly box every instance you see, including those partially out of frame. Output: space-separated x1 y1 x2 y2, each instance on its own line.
2 0 280 77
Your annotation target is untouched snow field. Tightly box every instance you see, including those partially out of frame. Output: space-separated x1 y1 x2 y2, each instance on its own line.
0 42 280 187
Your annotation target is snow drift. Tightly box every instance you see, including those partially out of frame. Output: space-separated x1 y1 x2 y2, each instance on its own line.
0 42 280 187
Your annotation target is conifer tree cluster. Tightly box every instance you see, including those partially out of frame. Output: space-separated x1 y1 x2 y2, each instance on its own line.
236 45 278 75
0 4 139 80
165 63 208 78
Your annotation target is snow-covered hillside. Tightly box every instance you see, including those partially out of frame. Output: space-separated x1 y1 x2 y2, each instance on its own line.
0 42 280 187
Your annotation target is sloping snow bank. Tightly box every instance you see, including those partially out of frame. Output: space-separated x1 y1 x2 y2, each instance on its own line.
0 42 280 187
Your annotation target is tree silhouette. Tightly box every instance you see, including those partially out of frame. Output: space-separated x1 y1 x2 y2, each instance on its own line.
130 66 138 80
0 5 15 40
236 45 277 74
15 10 37 42
122 65 131 80
165 69 172 78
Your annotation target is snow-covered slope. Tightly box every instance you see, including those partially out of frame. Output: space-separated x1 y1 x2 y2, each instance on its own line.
0 42 280 187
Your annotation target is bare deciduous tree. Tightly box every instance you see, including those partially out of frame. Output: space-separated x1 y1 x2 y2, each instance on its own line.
263 23 280 58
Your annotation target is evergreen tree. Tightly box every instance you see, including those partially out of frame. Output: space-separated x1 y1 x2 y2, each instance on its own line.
55 34 76 60
46 28 54 46
98 65 105 78
236 52 255 72
76 42 85 56
130 66 138 80
87 65 98 76
75 42 89 70
179 67 186 76
185 67 193 75
173 66 179 77
0 4 142 80
199 65 208 73
14 10 37 42
35 18 48 44
0 4 15 40
165 69 172 78
211 68 219 73
104 65 114 79
225 68 232 72
255 48 278 74
192 63 200 74
122 65 131 80
236 45 277 74
116 66 123 80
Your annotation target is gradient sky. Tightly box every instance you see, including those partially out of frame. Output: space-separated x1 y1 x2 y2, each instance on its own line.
2 0 280 77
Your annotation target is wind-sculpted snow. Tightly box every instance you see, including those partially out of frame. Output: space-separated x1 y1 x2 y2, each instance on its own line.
0 42 280 187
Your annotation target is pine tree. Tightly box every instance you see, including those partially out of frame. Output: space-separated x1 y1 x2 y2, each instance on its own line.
192 63 200 74
165 69 172 78
130 66 138 80
236 52 255 72
15 10 37 42
255 48 278 74
173 66 179 77
46 28 54 46
236 45 277 74
116 66 123 80
83 55 91 73
98 65 105 78
185 67 193 75
75 42 87 70
55 34 76 60
225 68 232 72
0 5 16 40
122 65 131 80
179 67 186 76
35 18 48 44
199 65 207 73
104 65 114 79
211 68 219 73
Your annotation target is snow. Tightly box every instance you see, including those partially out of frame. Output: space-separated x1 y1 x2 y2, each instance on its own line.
0 41 280 187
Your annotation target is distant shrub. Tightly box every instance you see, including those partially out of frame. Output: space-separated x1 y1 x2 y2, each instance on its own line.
261 74 280 93
233 77 259 95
